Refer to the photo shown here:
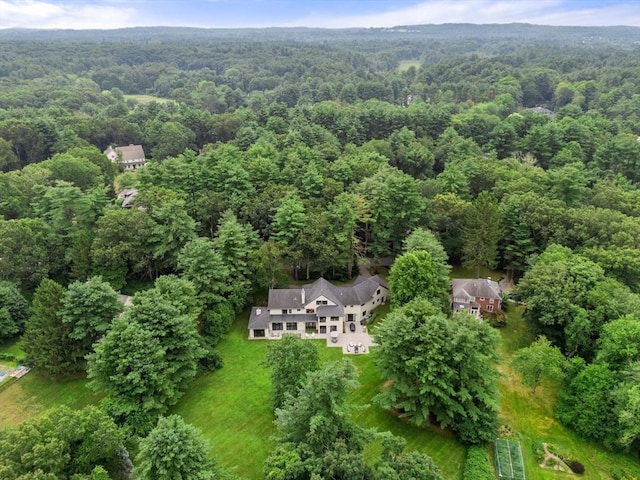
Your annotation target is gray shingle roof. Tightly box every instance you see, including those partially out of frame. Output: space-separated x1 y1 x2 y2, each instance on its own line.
248 307 270 329
117 188 138 208
452 278 501 302
265 275 387 313
104 144 146 163
301 275 388 307
268 288 304 310
316 305 344 317
304 277 343 306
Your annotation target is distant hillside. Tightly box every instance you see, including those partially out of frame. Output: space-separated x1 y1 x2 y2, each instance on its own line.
0 24 638 47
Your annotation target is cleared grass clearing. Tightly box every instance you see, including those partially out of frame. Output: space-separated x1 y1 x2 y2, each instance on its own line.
397 60 421 72
123 94 170 104
498 306 640 479
172 310 466 480
1 302 637 480
0 372 99 426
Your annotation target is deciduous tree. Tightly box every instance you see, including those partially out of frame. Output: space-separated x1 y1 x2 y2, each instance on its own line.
0 406 126 480
388 251 450 308
136 415 219 480
375 298 500 444
0 281 27 340
60 275 121 366
513 336 567 394
265 335 319 411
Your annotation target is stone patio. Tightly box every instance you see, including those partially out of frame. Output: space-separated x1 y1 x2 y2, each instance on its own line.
325 322 376 354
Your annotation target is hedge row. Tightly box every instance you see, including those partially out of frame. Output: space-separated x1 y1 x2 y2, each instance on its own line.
463 446 494 480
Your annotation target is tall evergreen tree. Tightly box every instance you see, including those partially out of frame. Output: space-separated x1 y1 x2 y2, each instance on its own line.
22 278 74 376
461 191 503 277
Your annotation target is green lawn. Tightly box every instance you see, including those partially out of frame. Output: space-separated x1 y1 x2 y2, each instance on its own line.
0 340 100 427
172 310 466 480
123 94 170 104
450 265 503 280
2 302 638 480
497 306 640 479
0 338 26 365
0 372 99 426
396 60 421 72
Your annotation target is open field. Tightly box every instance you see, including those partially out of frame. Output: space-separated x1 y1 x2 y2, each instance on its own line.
0 372 100 426
497 306 640 479
1 301 638 480
172 310 466 480
123 94 170 104
397 60 421 72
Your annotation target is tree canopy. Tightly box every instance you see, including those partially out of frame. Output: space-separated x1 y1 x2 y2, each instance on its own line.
375 298 500 444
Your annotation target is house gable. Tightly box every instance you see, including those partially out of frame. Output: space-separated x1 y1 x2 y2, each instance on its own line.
104 144 146 170
452 278 502 316
249 275 388 339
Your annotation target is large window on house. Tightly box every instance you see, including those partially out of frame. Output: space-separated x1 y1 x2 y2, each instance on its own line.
305 322 316 330
347 314 355 321
281 309 287 315
254 329 265 338
319 326 327 334
272 322 283 330
487 305 494 312
319 316 326 322
331 316 339 321
330 325 338 332
286 322 297 331
316 300 328 305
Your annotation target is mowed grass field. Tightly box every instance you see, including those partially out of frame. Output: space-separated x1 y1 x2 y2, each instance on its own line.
1 304 638 479
397 60 421 72
497 306 640 479
171 310 466 480
123 94 170 104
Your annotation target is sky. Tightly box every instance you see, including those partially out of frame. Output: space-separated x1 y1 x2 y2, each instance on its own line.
0 0 639 30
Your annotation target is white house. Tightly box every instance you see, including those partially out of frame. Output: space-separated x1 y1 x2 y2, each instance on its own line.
104 144 146 170
248 275 388 339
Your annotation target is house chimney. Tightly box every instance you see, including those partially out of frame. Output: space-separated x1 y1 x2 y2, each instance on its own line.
301 288 305 305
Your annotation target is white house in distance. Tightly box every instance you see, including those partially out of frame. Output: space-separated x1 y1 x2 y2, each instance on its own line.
451 278 502 317
249 275 388 339
104 144 146 170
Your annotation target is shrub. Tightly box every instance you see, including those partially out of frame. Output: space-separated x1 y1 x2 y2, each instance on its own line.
532 440 545 463
568 460 585 474
485 311 507 327
462 446 494 480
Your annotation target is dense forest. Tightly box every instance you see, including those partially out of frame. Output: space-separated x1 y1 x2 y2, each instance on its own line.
0 24 639 479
